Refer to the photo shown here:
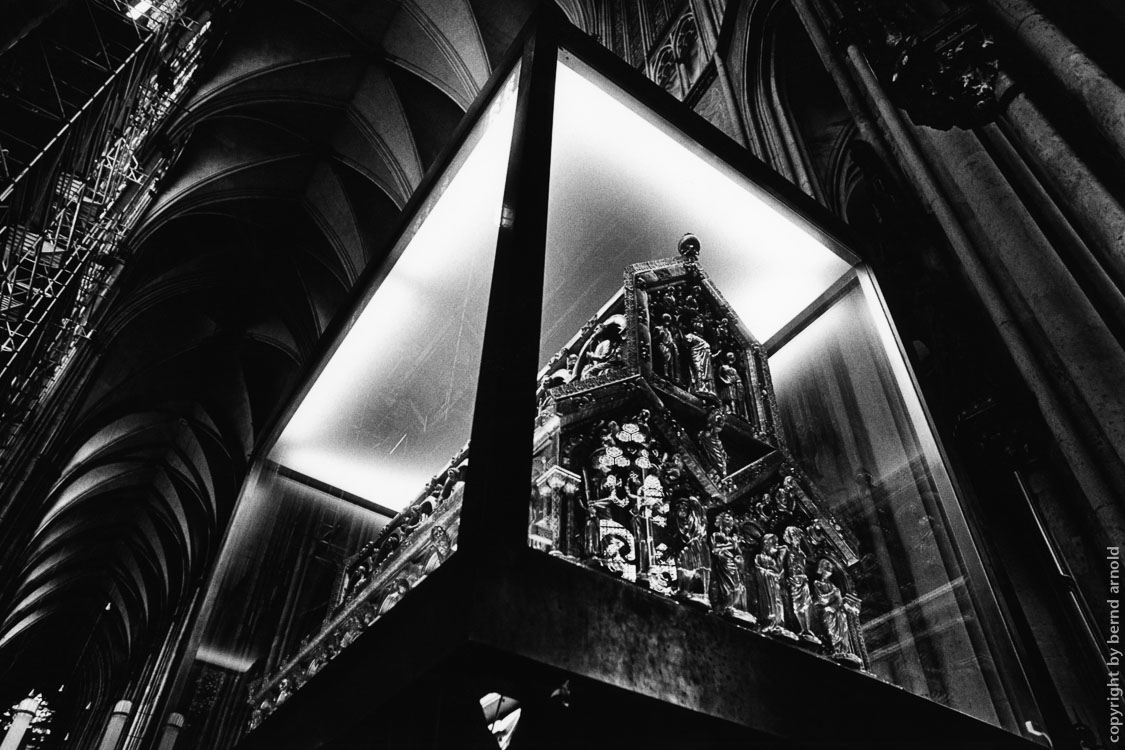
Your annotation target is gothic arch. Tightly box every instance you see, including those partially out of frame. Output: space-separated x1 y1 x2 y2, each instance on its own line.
740 0 892 226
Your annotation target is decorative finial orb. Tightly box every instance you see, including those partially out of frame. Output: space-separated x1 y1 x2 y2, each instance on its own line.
678 232 701 261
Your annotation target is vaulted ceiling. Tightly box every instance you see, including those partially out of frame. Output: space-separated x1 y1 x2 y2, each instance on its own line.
0 0 538 718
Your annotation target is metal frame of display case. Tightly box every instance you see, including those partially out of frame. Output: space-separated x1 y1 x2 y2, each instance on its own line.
236 8 1051 750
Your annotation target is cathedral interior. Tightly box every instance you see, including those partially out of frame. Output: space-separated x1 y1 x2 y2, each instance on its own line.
0 0 1122 748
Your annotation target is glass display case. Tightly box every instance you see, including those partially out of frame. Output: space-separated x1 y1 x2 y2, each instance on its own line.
525 51 1034 731
169 15 1045 750
169 64 521 749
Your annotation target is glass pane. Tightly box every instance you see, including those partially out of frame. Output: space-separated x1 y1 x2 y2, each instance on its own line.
528 51 1036 735
769 274 1023 729
172 64 521 750
539 54 853 363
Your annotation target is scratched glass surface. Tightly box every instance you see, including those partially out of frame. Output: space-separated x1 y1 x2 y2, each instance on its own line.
770 276 1033 732
170 65 521 750
269 67 520 512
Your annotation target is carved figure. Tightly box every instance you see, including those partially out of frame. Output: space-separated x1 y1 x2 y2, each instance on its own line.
431 525 453 560
276 678 292 705
438 467 462 503
580 316 627 380
709 511 745 615
377 577 410 616
346 558 371 600
340 616 362 648
600 532 632 576
683 319 716 395
652 313 682 383
697 408 728 477
777 475 800 513
660 451 687 495
584 474 617 559
782 526 820 643
754 534 791 635
673 495 709 599
717 352 748 420
360 602 379 626
814 559 859 662
714 317 734 355
682 293 701 318
423 526 454 574
398 505 424 536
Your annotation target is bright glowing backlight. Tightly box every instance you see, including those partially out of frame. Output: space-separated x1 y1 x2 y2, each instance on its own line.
542 58 853 357
269 56 851 513
270 70 520 511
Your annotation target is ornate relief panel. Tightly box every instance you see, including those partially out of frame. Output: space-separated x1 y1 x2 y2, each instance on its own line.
530 236 869 669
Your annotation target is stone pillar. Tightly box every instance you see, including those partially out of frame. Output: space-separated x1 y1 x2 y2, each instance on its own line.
155 712 185 750
96 700 133 750
911 121 1125 551
995 72 1125 292
832 27 1125 553
0 696 39 750
983 0 1125 160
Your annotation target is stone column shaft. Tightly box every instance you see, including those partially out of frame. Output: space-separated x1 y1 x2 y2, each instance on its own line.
914 122 1125 548
0 698 38 750
976 122 1125 334
155 712 185 750
996 73 1125 293
97 700 133 750
835 35 1125 552
984 0 1125 161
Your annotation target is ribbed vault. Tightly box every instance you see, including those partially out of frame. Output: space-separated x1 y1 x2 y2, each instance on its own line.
0 0 537 721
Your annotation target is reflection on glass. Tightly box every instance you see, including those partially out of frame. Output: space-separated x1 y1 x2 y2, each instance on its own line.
274 66 522 512
770 278 1020 729
171 65 521 750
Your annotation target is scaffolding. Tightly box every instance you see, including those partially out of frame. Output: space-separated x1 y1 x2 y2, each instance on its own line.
0 0 236 483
